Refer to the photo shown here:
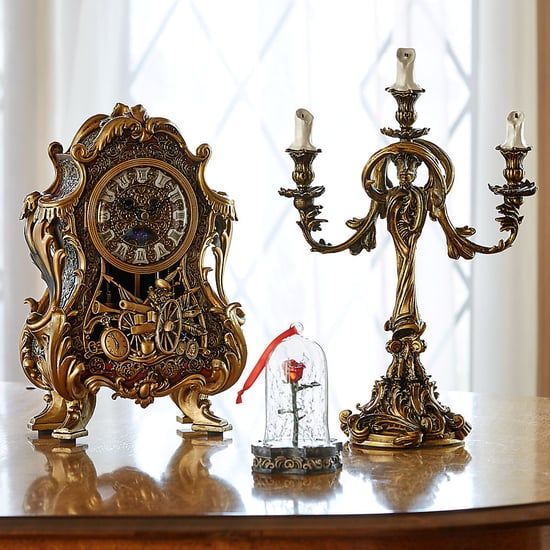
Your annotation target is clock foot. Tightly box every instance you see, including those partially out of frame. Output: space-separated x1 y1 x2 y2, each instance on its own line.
50 393 97 441
28 389 68 432
171 385 232 435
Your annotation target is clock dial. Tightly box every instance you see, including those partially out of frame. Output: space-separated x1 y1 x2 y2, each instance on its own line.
89 161 197 273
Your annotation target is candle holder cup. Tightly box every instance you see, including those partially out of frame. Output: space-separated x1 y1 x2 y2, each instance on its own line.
279 50 536 449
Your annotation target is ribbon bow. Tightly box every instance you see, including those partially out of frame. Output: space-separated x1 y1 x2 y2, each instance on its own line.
236 324 301 404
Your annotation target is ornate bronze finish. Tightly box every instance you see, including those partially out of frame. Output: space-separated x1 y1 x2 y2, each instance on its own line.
20 103 247 440
280 60 536 449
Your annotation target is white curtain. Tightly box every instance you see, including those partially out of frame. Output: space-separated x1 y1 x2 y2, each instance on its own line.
0 1 538 437
472 0 538 395
2 0 130 381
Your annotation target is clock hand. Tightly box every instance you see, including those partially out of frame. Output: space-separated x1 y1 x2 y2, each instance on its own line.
109 334 119 350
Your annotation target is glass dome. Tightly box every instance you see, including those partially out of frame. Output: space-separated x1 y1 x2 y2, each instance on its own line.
262 325 331 448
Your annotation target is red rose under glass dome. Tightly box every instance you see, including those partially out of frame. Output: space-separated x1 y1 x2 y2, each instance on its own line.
239 323 342 475
263 324 331 449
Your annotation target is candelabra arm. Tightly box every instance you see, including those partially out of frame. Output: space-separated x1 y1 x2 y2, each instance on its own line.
420 140 537 260
280 148 386 255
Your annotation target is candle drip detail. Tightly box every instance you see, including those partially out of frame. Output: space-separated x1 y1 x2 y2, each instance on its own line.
280 48 536 449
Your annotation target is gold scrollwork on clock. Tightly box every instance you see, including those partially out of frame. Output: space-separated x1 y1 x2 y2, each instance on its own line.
88 159 199 274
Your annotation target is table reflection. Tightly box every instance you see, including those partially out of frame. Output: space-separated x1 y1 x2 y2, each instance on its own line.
6 386 549 524
23 435 243 515
344 444 471 512
252 471 341 515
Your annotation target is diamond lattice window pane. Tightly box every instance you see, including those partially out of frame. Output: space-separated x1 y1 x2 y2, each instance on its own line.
128 0 475 438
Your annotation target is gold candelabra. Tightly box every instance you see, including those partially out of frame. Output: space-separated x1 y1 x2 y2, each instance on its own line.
279 48 536 449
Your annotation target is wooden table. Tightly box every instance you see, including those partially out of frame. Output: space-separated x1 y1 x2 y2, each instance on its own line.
1 382 549 549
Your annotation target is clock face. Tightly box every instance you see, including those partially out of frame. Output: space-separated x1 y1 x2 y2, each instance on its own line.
88 160 198 273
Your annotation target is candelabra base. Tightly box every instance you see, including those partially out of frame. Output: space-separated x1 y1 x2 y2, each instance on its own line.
340 337 471 449
346 432 464 450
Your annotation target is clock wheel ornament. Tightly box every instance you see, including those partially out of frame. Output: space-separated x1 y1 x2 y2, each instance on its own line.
20 103 247 440
155 298 183 354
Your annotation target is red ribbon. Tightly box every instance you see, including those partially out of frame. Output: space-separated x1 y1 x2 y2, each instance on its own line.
236 324 299 404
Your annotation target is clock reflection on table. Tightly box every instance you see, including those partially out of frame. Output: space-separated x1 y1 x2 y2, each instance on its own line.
24 435 244 516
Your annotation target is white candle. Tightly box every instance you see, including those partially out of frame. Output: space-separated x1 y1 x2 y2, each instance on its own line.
500 111 528 149
390 48 423 92
288 108 318 151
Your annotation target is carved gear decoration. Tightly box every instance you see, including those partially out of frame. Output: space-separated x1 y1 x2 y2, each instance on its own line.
20 103 247 440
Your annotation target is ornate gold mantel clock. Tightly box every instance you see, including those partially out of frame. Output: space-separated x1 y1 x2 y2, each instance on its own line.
20 103 247 440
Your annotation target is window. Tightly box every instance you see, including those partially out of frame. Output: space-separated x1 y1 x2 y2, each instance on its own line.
127 0 476 434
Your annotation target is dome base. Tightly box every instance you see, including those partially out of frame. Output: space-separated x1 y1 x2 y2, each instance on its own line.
251 441 342 475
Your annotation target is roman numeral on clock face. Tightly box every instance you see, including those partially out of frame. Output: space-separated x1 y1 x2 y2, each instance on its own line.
114 242 129 258
172 209 186 221
135 168 150 183
133 248 148 264
153 242 169 260
101 188 116 203
154 171 172 188
167 228 183 244
114 173 131 189
168 187 182 203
